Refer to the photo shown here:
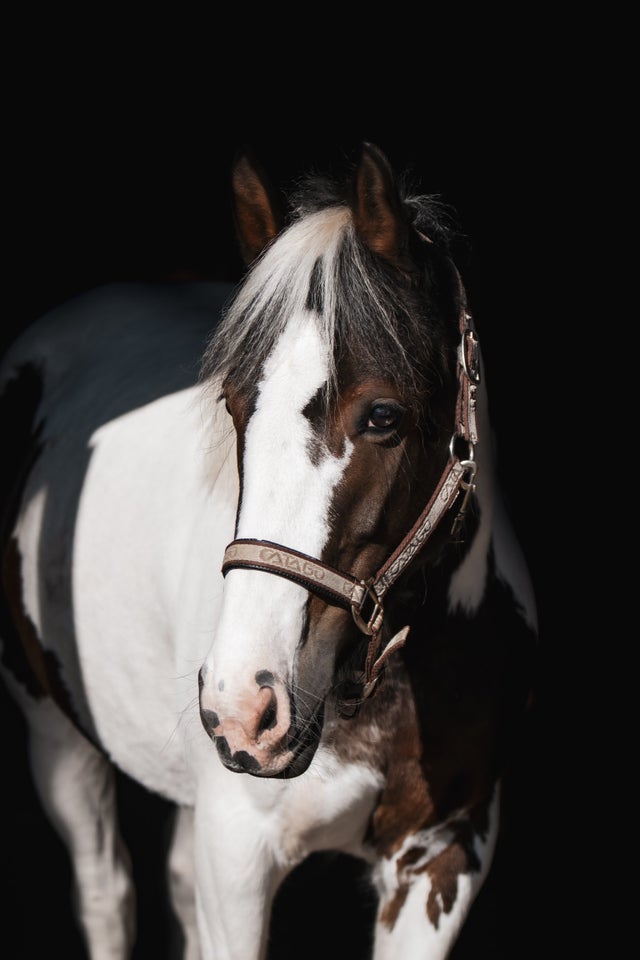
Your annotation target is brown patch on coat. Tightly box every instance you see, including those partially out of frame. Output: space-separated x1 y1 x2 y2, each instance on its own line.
424 821 479 927
1 535 81 725
377 806 489 930
363 660 438 852
332 638 499 932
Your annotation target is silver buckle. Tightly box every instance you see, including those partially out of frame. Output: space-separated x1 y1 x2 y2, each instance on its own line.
352 582 384 636
460 325 481 385
450 456 478 540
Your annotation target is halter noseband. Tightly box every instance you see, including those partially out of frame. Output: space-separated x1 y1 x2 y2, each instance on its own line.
221 307 480 710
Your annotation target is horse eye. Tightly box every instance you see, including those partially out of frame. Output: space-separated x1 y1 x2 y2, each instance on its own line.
367 400 405 432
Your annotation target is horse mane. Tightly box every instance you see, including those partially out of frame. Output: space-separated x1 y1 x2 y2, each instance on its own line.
200 170 461 409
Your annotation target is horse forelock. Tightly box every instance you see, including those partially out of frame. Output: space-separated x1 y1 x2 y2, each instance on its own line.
200 192 456 411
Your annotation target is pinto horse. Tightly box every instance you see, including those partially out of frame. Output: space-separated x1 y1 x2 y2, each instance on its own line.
0 142 537 958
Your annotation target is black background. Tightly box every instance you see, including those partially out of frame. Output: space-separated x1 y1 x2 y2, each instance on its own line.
1 27 578 958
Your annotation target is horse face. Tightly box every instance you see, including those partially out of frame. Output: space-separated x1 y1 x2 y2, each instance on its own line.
198 143 459 777
198 311 452 778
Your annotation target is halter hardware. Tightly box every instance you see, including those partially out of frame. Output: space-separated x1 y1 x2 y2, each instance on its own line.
221 303 481 714
460 325 481 384
448 435 477 541
351 580 384 636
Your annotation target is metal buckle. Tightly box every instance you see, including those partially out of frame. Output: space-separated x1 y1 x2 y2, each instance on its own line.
460 325 481 385
450 456 478 540
352 581 384 636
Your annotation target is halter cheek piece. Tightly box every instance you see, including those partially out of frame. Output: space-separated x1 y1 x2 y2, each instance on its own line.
221 302 480 711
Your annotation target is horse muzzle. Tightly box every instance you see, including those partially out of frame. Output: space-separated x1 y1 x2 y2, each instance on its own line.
198 666 322 777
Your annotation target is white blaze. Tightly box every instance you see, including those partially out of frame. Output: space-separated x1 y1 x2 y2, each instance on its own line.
238 311 349 546
212 311 352 678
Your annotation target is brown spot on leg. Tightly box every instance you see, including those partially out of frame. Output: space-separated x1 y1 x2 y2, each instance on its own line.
378 879 410 929
377 812 487 932
425 836 471 927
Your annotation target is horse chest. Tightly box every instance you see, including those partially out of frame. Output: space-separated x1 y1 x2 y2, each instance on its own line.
276 752 385 861
271 691 425 862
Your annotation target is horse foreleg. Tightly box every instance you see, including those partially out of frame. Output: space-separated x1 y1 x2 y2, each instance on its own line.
370 794 500 959
192 777 288 960
24 696 135 960
168 803 200 960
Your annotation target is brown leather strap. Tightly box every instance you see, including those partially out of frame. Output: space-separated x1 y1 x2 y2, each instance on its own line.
373 457 467 598
456 320 480 445
222 540 368 611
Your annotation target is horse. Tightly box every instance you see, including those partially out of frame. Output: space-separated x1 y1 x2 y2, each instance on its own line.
0 141 538 959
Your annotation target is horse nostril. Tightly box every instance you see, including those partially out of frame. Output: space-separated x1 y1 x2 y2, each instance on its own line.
258 687 277 733
255 669 275 688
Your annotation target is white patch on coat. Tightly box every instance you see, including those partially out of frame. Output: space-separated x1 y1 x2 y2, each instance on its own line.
448 363 537 631
70 385 237 803
238 310 351 545
491 494 538 631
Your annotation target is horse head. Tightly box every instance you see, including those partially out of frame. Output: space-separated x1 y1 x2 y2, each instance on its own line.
198 143 474 777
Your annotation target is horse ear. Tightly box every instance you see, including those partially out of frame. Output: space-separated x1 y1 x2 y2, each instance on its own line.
231 151 284 266
353 142 410 270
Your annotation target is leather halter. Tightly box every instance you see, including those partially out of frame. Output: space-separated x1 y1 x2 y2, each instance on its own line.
221 304 481 708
